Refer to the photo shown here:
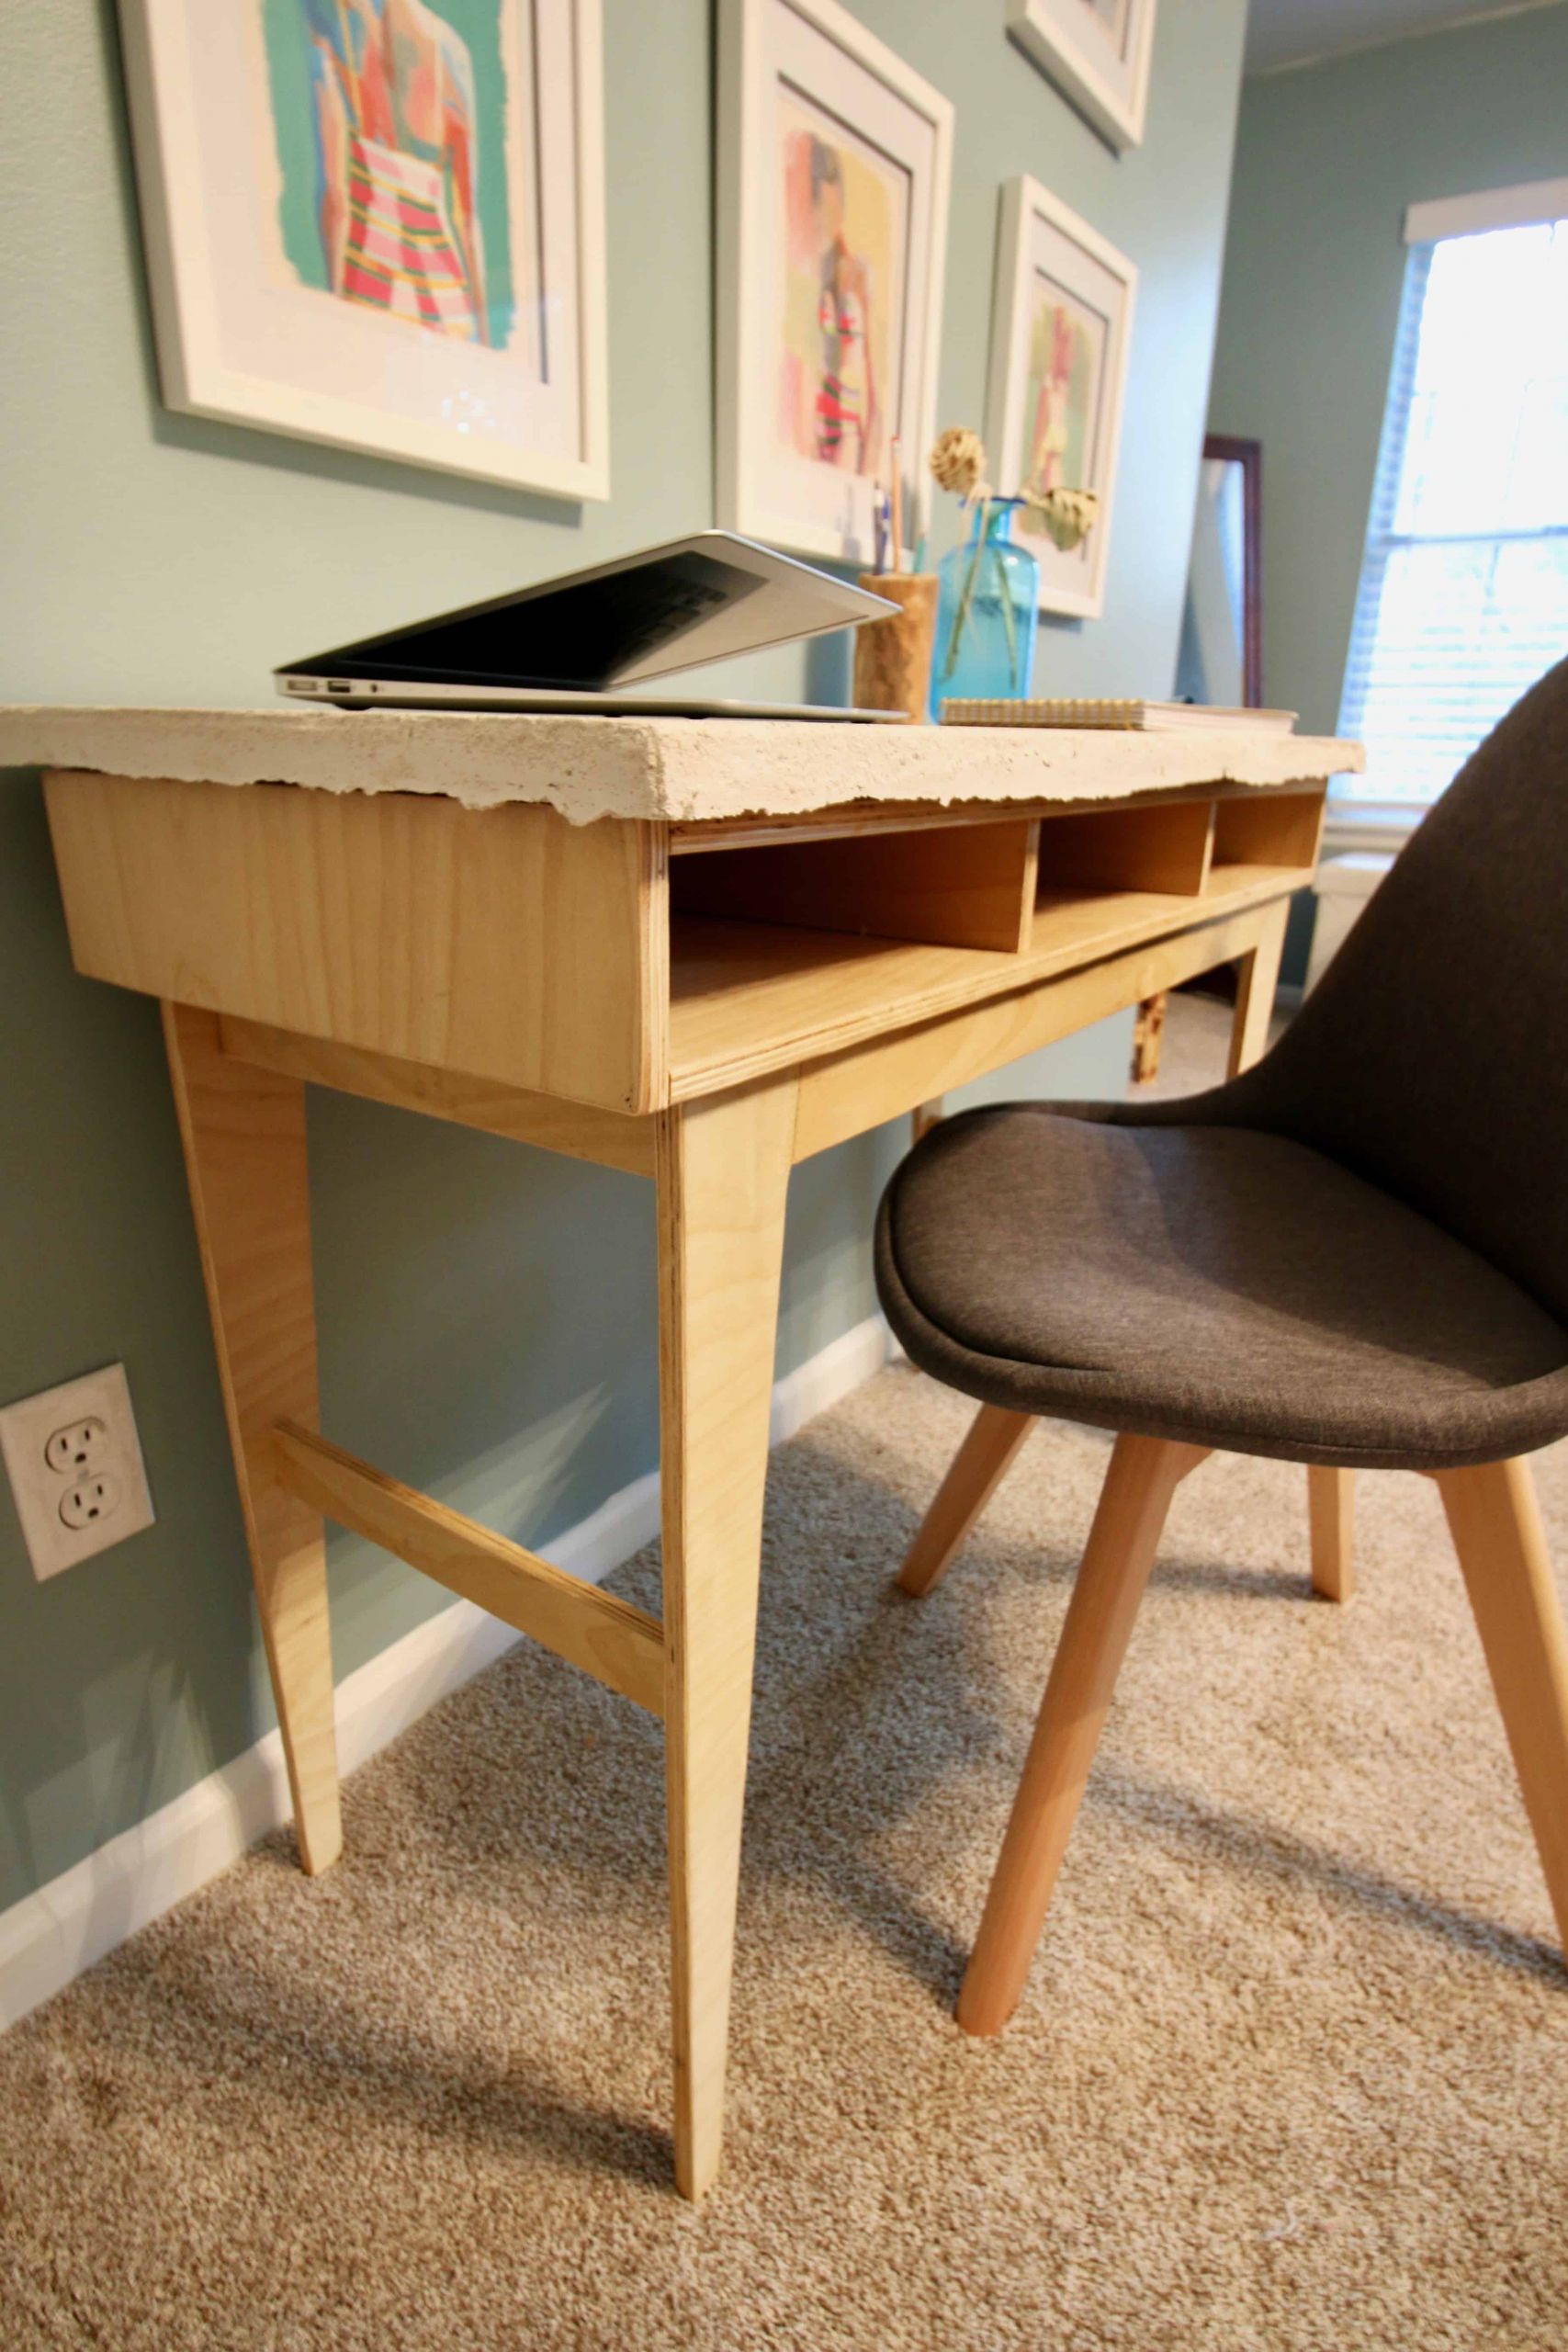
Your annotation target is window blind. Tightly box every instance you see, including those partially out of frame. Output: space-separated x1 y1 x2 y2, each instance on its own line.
1337 216 1568 813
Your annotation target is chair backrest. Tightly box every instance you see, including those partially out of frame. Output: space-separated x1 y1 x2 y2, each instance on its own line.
1224 654 1568 1324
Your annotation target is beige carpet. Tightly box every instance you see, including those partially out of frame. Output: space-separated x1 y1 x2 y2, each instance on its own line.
2 1372 1567 2350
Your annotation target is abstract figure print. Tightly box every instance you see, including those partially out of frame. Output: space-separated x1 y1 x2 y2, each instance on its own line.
775 90 908 480
262 0 518 348
1021 275 1104 498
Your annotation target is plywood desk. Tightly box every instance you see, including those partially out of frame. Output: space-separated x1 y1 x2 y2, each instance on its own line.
13 704 1359 2199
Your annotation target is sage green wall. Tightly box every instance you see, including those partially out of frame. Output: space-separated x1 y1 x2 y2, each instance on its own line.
0 0 1247 1913
1207 4 1568 741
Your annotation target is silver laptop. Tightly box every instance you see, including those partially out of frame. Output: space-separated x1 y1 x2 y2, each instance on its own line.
276 530 902 719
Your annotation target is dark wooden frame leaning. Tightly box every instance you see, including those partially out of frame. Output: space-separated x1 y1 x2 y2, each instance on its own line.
1132 434 1267 1077
1202 432 1264 708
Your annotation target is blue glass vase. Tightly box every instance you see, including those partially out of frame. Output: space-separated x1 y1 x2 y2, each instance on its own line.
928 500 1041 720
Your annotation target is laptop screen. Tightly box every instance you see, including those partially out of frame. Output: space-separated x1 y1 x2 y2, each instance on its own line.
307 550 766 692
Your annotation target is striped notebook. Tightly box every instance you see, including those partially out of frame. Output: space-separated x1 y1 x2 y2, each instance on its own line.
940 697 1297 733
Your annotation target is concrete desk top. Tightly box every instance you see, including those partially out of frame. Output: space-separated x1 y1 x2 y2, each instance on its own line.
0 705 1362 826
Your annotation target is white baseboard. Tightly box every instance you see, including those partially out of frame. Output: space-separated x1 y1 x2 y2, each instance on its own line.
768 1307 897 1444
0 1314 897 2031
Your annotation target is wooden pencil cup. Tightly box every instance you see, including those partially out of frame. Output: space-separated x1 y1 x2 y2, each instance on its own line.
853 572 939 723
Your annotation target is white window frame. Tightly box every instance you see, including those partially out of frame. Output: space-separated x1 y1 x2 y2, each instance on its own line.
1328 175 1568 850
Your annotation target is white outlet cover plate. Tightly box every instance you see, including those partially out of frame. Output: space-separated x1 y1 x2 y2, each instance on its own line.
0 1363 155 1581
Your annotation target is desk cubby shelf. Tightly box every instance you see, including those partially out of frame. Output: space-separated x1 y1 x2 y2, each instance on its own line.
667 786 1324 1099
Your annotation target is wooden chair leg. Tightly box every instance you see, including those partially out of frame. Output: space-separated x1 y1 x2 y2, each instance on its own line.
656 1076 796 2202
163 1002 341 1876
956 1432 1207 2037
897 1402 1034 1598
1308 1466 1355 1602
1434 1458 1568 1954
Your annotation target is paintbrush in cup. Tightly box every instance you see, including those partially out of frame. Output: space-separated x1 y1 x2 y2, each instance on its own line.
889 437 903 573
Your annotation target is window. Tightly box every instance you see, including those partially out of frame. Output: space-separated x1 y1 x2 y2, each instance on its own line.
1337 192 1568 819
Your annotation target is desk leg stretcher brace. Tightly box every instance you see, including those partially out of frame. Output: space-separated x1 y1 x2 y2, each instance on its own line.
165 998 803 2200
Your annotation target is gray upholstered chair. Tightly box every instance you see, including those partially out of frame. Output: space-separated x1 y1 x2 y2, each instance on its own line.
875 659 1568 2036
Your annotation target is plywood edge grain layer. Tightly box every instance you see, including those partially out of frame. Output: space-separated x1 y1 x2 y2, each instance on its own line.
2 704 1359 821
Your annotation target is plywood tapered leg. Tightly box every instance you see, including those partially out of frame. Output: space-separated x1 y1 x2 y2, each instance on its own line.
897 1402 1035 1598
956 1433 1207 2038
657 1076 797 2202
1435 1457 1568 1954
1131 991 1168 1084
162 1002 340 1875
1226 899 1289 1080
1308 1465 1355 1602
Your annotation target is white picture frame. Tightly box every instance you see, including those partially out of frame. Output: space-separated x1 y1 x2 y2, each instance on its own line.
716 0 953 567
984 174 1136 620
1006 0 1157 153
117 0 609 502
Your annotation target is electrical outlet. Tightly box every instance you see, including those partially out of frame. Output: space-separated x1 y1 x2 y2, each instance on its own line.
0 1364 154 1581
60 1472 123 1531
44 1417 110 1476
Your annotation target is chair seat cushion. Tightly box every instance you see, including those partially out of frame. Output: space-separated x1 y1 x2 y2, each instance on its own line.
874 1105 1568 1470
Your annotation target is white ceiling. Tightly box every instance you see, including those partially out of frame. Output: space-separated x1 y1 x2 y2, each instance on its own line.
1245 0 1564 74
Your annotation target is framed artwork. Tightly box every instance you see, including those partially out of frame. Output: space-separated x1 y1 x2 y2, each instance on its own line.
1006 0 1157 153
984 174 1136 619
117 0 609 501
716 0 953 566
